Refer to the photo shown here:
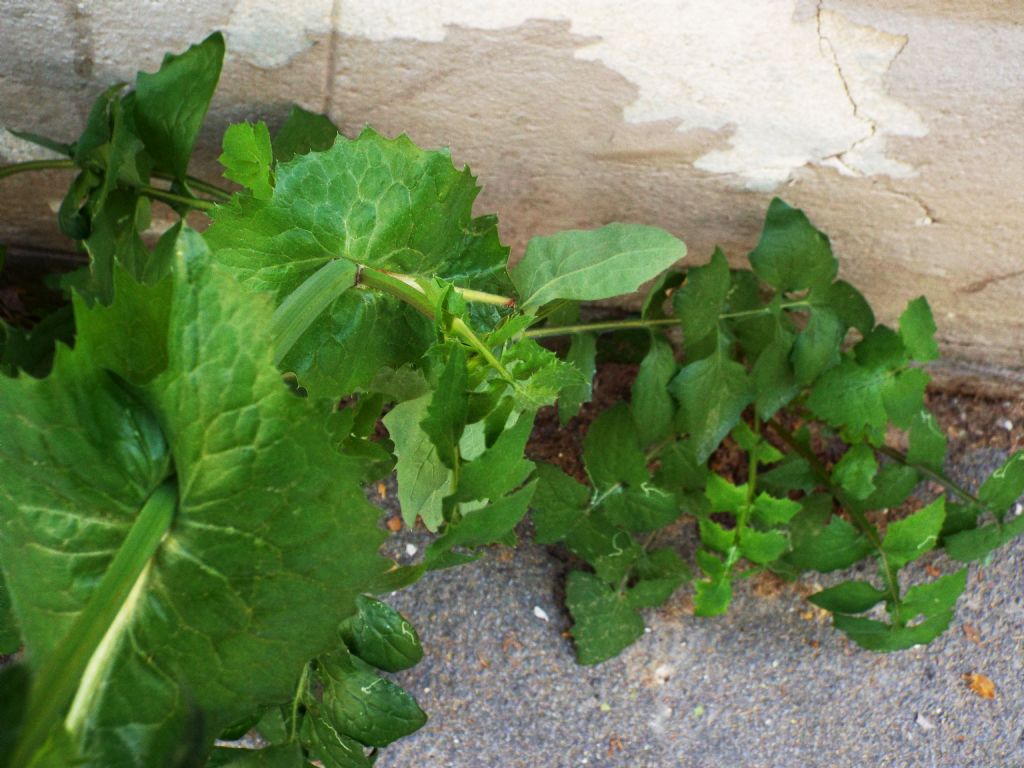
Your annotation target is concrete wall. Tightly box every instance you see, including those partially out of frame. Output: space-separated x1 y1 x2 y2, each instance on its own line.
2 1 1022 382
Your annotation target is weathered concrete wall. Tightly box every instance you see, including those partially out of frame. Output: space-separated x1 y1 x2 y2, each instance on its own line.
2 1 1022 378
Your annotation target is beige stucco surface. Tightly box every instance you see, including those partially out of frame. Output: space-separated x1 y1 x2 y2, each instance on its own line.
1 1 1022 381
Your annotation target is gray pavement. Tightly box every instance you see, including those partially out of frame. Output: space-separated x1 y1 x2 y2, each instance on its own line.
374 446 1024 768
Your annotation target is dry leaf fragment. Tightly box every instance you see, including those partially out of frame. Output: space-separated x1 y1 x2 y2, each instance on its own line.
376 482 388 499
925 563 942 578
963 673 996 699
962 623 982 645
385 515 402 532
608 736 624 756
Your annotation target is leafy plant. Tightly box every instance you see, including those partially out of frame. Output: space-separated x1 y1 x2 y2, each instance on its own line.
1 31 1022 767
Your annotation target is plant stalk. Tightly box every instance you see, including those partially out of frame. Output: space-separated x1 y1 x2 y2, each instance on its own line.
876 444 980 507
0 158 76 179
11 481 178 767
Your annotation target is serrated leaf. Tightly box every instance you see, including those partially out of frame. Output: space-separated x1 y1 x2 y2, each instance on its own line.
340 596 423 673
318 649 426 747
806 359 889 442
670 350 754 463
565 513 643 584
882 498 945 568
693 549 734 617
512 223 686 310
698 517 735 553
425 482 537 568
855 464 920 512
558 331 597 424
899 296 939 362
753 331 799 419
453 410 535 503
673 247 729 348
882 368 930 429
272 105 339 162
583 403 648 490
738 528 789 564
758 455 818 495
748 198 837 293
792 306 842 384
832 612 956 652
751 493 801 526
421 343 469 469
705 474 748 514
0 229 391 766
383 394 451 531
808 581 888 614
206 129 509 396
626 548 690 609
783 495 872 573
832 443 878 500
530 463 591 544
565 571 645 665
855 325 907 371
823 280 874 335
907 411 947 471
133 32 224 179
897 570 967 622
220 121 274 199
601 485 680 532
978 452 1024 515
631 336 677 445
944 513 1024 563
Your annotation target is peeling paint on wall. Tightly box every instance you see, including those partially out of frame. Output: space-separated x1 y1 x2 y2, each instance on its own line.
225 0 333 69
339 0 927 190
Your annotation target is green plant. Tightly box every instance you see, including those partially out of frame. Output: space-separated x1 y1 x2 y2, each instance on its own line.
1 32 1022 767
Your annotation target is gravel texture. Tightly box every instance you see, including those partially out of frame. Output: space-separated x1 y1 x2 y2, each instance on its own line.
371 400 1024 768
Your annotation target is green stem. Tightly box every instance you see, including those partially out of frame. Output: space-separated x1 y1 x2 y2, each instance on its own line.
160 172 232 201
524 301 812 340
272 259 358 364
765 419 902 608
0 158 76 180
139 185 216 212
457 287 516 307
289 663 311 742
876 444 980 507
358 266 518 385
738 415 761 532
11 481 177 767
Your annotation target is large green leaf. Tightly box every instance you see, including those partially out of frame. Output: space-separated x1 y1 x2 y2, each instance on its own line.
0 230 391 766
205 128 509 396
748 198 837 293
512 223 685 310
133 32 225 179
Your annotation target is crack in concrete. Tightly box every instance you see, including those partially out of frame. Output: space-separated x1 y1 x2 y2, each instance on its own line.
815 1 876 172
959 267 1024 295
322 0 342 117
884 187 938 226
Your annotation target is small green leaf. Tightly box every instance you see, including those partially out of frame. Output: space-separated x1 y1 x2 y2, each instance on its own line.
882 498 945 568
698 517 735 553
738 528 789 564
340 596 423 673
832 612 956 652
808 581 888 614
824 280 874 335
783 496 871 573
693 573 733 618
832 443 878 500
978 452 1024 515
898 570 967 622
673 248 729 348
627 548 690 608
631 336 677 445
907 411 947 472
318 649 427 747
705 473 748 514
748 198 837 293
601 485 680 532
272 105 340 162
558 332 597 424
944 513 1024 563
882 368 930 429
806 360 889 442
421 344 469 469
751 493 801 527
301 712 374 768
453 410 535 503
512 223 686 310
566 571 645 665
530 463 591 544
752 331 799 419
899 296 939 361
565 515 643 584
220 121 274 199
133 32 225 179
425 481 537 568
383 394 451 531
583 403 648 491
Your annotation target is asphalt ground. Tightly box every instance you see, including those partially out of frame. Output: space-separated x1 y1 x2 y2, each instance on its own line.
373 444 1024 768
